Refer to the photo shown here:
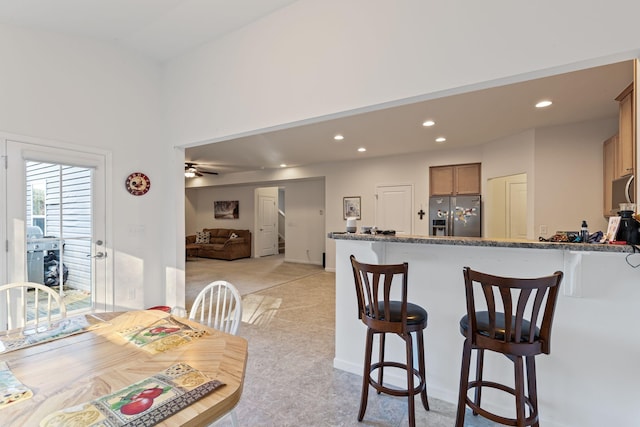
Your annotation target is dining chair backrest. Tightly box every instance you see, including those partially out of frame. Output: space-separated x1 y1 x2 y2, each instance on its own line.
189 281 242 335
0 282 67 331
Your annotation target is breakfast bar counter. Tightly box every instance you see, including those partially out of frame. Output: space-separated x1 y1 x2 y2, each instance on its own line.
329 232 640 427
328 231 636 252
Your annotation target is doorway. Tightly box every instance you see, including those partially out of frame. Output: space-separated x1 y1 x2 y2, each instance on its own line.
2 139 111 312
486 173 528 239
254 187 278 257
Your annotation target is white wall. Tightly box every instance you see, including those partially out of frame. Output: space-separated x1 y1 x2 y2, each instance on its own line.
0 24 175 310
165 0 640 148
281 179 325 265
482 129 536 238
480 117 619 239
188 186 256 233
535 118 618 234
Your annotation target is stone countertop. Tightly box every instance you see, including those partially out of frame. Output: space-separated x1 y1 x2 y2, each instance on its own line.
327 232 637 253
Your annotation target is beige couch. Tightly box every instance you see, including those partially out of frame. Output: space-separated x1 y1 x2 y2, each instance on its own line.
186 228 251 260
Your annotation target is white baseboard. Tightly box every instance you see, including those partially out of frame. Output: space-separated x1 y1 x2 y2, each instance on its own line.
283 257 323 266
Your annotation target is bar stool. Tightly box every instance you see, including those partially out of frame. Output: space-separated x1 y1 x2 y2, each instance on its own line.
350 255 429 427
455 267 563 427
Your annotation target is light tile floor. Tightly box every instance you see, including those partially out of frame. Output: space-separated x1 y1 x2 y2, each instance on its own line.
187 256 498 426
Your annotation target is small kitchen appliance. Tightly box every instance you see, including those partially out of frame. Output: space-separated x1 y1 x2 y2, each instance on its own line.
615 209 639 244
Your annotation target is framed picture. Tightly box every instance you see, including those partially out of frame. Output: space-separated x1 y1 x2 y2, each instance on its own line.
343 196 361 220
604 216 621 242
214 200 239 219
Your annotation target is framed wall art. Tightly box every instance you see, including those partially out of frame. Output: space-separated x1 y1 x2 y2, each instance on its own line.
214 200 239 219
343 196 361 220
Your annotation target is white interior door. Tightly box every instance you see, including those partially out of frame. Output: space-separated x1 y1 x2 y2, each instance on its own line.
507 181 528 239
255 188 278 257
2 139 110 312
375 184 413 234
486 173 527 239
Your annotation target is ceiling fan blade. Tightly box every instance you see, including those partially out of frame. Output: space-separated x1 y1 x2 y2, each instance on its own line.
199 170 218 175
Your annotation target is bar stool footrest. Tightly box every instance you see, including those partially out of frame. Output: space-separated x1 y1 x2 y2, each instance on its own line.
466 380 538 426
369 361 426 398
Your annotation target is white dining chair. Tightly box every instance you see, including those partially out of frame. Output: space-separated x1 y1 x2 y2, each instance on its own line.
0 282 67 331
189 280 242 427
189 280 242 335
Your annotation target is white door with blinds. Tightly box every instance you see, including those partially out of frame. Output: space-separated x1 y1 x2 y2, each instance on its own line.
1 139 111 313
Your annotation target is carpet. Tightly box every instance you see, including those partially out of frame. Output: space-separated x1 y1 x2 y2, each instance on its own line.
185 254 324 311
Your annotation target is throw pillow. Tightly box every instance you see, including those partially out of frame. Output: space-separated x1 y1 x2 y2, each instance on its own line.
195 231 210 244
230 232 238 239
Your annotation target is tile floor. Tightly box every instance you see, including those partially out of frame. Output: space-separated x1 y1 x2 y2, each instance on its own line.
187 255 498 426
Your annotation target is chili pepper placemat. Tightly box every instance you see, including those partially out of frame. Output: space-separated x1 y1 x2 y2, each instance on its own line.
117 316 207 354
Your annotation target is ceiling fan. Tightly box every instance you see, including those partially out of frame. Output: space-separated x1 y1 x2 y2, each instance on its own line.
184 162 219 178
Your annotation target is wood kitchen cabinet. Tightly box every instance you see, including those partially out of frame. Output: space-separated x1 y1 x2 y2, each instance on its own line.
615 83 634 178
603 134 618 216
602 82 635 217
430 162 481 196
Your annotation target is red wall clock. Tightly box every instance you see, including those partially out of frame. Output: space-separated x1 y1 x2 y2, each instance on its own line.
125 172 151 196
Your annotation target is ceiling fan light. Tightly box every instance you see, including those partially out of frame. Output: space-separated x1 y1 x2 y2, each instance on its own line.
184 170 196 178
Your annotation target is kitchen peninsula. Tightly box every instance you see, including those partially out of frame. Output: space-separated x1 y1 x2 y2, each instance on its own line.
329 232 639 427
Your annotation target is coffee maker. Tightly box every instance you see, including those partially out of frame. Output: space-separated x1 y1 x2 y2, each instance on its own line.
616 209 640 244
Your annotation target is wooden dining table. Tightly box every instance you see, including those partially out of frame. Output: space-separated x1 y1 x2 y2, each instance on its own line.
0 309 248 426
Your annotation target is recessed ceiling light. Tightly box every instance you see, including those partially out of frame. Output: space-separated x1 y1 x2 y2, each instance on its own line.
422 120 435 127
535 100 552 108
280 164 287 168
358 147 366 152
435 137 446 143
334 134 344 141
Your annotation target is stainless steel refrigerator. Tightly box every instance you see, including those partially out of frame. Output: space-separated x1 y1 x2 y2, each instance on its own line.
429 195 481 237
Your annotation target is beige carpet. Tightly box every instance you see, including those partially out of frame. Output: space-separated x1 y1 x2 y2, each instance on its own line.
185 254 324 312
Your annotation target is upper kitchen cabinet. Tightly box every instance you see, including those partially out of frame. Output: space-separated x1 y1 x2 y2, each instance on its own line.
615 83 635 178
430 163 481 196
603 134 618 216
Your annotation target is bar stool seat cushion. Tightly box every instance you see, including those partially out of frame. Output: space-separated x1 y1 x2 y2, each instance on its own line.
369 301 428 326
459 311 540 343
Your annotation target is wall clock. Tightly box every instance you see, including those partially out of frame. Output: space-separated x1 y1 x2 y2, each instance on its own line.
125 172 151 196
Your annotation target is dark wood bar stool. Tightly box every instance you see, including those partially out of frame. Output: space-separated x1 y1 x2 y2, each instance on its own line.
455 267 563 427
350 255 429 427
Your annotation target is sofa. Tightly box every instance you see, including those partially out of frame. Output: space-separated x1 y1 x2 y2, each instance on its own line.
186 228 252 260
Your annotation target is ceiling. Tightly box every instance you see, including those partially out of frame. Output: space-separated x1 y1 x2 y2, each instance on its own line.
186 60 634 175
0 0 299 62
0 2 633 176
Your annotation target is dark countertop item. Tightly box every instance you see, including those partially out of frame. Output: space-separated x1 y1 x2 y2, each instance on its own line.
327 232 635 253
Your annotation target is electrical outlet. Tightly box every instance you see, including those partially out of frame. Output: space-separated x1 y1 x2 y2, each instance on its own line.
539 225 548 235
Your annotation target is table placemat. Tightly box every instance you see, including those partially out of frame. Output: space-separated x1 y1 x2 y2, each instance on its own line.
0 314 109 354
117 316 207 354
40 363 224 427
0 361 33 409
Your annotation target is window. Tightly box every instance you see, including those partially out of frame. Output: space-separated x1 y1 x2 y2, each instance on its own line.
31 180 46 233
